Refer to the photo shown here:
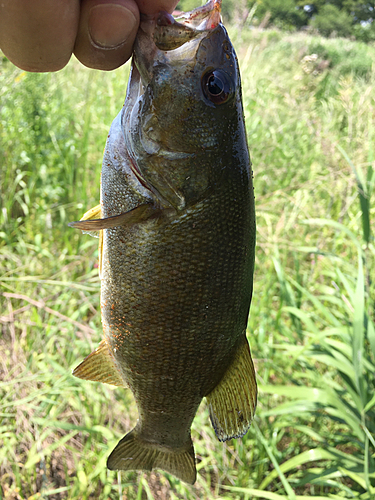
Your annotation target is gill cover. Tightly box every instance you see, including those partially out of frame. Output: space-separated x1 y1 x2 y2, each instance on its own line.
121 0 241 212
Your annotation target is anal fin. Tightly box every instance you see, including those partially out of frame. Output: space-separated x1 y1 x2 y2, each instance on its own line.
73 339 125 387
206 336 257 441
107 427 196 484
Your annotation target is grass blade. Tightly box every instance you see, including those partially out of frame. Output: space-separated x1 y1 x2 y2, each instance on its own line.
352 248 365 407
253 422 296 500
259 448 342 490
337 144 371 245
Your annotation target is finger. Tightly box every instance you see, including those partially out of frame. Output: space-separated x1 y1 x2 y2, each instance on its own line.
0 0 79 72
74 0 139 71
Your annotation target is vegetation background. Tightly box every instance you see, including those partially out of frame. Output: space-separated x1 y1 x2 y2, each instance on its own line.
0 1 374 499
179 0 375 42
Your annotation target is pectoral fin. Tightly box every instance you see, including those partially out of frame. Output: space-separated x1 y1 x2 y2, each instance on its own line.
68 204 160 231
73 339 125 387
206 336 257 441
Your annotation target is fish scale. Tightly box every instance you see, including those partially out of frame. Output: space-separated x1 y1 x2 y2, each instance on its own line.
70 0 257 484
101 159 252 420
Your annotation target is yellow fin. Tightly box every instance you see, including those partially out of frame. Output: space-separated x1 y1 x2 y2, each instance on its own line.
72 340 125 387
206 336 257 441
72 204 102 239
107 428 196 484
80 204 102 221
76 204 103 277
68 204 161 231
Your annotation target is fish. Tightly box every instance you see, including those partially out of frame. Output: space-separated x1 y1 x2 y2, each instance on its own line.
69 0 257 485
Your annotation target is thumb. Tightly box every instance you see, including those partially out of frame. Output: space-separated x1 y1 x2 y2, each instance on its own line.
74 0 139 71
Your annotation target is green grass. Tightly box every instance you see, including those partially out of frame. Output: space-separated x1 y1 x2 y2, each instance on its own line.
1 28 374 499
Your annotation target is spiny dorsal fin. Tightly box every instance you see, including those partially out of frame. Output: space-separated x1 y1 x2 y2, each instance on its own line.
206 335 257 441
73 339 125 387
73 204 103 279
80 204 102 221
107 427 196 484
74 203 103 238
74 204 104 276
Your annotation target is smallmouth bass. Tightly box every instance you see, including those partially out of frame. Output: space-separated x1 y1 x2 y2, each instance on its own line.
70 0 256 484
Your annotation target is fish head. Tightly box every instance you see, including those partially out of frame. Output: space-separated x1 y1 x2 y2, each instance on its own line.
122 0 246 211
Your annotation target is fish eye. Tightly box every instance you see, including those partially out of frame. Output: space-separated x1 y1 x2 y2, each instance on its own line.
202 69 233 105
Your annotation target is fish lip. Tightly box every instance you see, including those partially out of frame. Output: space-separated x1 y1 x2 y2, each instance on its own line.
134 0 223 88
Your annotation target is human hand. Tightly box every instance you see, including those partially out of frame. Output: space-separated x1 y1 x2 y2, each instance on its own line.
0 0 179 72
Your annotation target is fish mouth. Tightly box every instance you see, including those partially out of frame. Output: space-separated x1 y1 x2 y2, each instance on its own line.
136 0 222 84
127 0 223 118
120 0 223 209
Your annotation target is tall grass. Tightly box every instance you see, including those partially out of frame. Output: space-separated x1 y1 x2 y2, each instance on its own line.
1 29 374 499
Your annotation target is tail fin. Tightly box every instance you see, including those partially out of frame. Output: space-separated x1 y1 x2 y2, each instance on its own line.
107 428 196 484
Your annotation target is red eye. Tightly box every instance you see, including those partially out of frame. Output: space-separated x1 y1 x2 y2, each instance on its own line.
202 70 233 105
